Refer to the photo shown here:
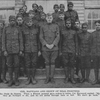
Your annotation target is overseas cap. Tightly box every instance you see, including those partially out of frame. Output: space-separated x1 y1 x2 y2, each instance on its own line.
25 17 33 23
32 3 38 8
68 2 73 6
9 15 16 21
95 20 100 24
0 20 5 24
46 13 52 17
82 22 88 27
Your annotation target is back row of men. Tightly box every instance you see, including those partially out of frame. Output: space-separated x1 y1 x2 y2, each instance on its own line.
0 2 99 87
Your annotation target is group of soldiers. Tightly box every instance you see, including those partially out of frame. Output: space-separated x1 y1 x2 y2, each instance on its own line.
0 2 100 87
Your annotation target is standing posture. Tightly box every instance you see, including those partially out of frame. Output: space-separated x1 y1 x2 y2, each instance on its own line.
64 2 79 29
2 16 23 86
78 23 91 83
52 4 59 23
23 17 39 85
61 19 77 84
59 4 65 14
90 20 100 84
40 13 60 84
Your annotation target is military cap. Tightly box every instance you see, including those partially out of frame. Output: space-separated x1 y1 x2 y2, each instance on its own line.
9 15 16 21
95 20 100 24
53 4 59 9
38 5 43 10
28 10 35 14
65 18 71 23
82 22 88 28
16 13 23 19
19 7 24 12
68 2 73 6
46 13 53 17
25 17 33 23
32 3 38 8
40 12 46 16
0 20 5 24
60 4 65 8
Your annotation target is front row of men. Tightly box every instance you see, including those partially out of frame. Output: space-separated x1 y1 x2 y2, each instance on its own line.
0 13 100 87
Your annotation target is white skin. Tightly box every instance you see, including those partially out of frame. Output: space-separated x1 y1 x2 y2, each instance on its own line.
29 13 35 19
82 25 88 32
95 22 100 31
75 22 80 29
59 14 64 20
46 15 54 49
0 23 4 28
17 17 23 25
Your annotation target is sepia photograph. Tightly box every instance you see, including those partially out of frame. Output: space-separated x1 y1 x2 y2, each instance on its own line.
0 0 100 89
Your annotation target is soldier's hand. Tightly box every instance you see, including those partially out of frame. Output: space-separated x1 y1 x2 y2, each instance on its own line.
49 44 54 49
38 51 41 56
4 51 8 56
46 44 50 49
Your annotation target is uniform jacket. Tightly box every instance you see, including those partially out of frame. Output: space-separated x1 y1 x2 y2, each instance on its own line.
52 12 59 23
78 31 91 56
2 25 23 54
40 23 60 51
0 28 3 56
61 27 77 54
23 25 39 53
90 30 100 56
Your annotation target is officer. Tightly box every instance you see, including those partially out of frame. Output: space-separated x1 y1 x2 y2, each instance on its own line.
39 13 60 84
78 23 91 83
16 15 25 76
61 19 77 84
23 17 39 85
0 20 8 84
52 4 59 23
90 20 100 85
64 2 79 29
59 4 65 14
2 15 23 86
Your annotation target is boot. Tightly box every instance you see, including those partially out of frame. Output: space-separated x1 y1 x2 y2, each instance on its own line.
80 69 85 83
70 68 76 84
14 68 19 86
92 69 99 85
64 67 69 84
0 70 3 83
8 68 13 87
2 69 8 84
31 69 37 85
50 65 55 84
25 68 31 85
44 65 50 84
86 69 91 83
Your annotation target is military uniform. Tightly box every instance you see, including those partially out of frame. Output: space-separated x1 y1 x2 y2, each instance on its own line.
90 30 100 83
2 19 23 86
61 27 77 83
64 10 79 29
40 22 60 83
52 12 59 23
23 23 39 85
78 31 91 82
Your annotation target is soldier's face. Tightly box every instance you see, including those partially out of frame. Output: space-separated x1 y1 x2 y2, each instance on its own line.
38 7 43 12
82 25 88 32
46 16 53 23
54 6 59 12
0 23 3 28
68 5 73 10
75 22 80 29
60 5 65 11
22 6 27 12
29 13 35 18
66 21 71 28
10 20 16 26
27 20 33 27
59 14 64 20
19 9 24 14
95 22 100 30
32 5 38 11
17 17 23 25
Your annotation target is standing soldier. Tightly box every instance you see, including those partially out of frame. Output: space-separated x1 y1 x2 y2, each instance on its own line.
16 15 25 76
61 19 77 84
2 15 23 86
59 4 65 14
90 20 100 84
1 20 8 83
52 4 59 23
64 2 79 29
78 23 91 83
22 5 28 18
40 13 60 84
23 17 39 85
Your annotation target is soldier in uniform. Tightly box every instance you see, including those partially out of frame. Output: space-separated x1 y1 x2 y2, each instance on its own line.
2 15 23 86
16 15 25 76
22 5 28 18
40 13 60 84
52 4 59 23
23 17 39 85
0 20 8 83
78 23 91 83
90 20 100 84
59 4 65 14
61 19 77 84
64 2 79 29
